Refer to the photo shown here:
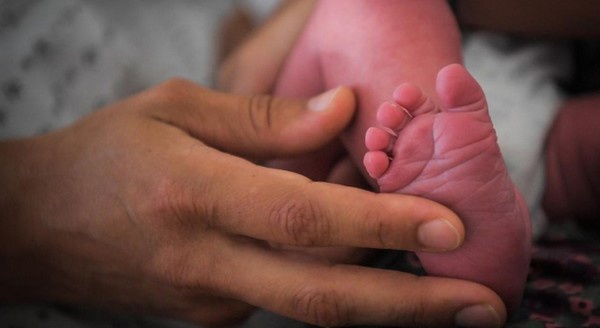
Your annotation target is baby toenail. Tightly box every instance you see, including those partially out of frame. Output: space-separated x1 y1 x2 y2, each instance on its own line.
399 105 414 119
417 219 461 251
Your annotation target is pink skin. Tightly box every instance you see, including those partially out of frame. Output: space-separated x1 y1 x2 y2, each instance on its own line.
273 0 462 181
364 64 531 311
274 0 531 310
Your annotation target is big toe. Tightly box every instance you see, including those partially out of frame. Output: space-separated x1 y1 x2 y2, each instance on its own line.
436 64 486 113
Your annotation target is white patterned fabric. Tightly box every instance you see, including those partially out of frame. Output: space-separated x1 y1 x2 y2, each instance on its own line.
0 0 234 139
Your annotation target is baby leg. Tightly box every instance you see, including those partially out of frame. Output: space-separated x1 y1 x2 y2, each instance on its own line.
274 0 463 183
365 64 532 311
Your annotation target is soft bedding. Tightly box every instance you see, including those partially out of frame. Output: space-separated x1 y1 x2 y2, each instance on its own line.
511 222 600 327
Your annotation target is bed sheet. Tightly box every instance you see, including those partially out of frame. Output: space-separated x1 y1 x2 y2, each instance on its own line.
509 222 600 327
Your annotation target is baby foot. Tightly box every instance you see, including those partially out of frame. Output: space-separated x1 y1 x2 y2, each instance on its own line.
364 64 531 310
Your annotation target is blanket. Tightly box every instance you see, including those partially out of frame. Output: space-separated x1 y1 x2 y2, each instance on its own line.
511 222 600 327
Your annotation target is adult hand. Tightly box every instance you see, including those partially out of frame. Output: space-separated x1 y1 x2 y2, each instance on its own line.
0 80 505 327
218 0 372 265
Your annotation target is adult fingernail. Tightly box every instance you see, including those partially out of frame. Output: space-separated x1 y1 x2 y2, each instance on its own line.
308 87 340 112
417 219 461 251
454 304 501 328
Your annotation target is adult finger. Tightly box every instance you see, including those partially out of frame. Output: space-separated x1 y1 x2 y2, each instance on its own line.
201 152 464 253
212 236 506 328
144 80 355 160
218 0 317 94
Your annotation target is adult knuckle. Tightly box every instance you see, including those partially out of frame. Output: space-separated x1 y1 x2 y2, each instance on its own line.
270 196 327 246
147 177 186 219
363 209 397 248
406 297 429 327
397 278 437 327
131 176 172 222
143 175 213 235
243 94 276 137
160 77 197 94
149 77 200 106
292 286 349 327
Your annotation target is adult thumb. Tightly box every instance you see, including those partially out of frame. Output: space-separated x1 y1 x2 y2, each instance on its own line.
158 83 356 159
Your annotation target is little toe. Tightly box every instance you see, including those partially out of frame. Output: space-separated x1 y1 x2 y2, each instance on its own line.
363 151 390 179
365 127 393 152
436 64 487 113
393 83 437 116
